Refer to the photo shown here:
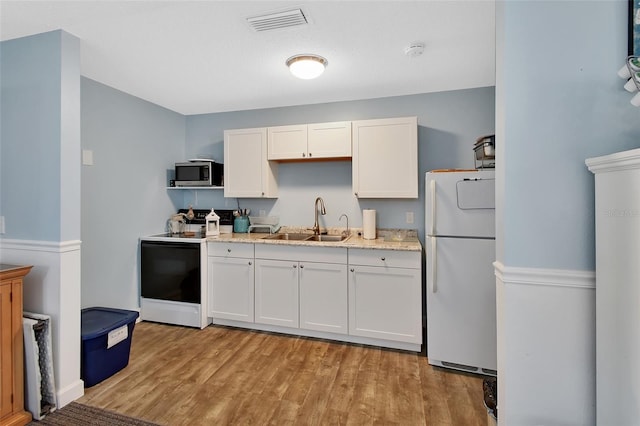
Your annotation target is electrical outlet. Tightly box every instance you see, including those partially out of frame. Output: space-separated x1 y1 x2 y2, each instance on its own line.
406 211 414 224
82 149 94 166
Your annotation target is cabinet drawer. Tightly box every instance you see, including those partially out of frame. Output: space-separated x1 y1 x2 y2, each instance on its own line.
348 248 420 269
208 242 254 258
255 244 347 264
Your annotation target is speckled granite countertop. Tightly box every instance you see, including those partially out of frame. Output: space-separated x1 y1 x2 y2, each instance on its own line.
206 227 422 252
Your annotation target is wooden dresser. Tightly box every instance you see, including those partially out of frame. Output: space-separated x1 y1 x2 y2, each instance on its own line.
0 264 33 426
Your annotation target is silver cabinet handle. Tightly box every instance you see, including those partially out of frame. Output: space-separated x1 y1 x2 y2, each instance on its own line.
300 264 304 269
381 257 386 261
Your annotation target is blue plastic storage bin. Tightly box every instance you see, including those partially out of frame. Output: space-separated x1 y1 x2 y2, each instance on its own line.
81 307 139 387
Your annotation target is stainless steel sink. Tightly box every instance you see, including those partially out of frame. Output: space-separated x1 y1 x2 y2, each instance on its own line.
305 234 349 242
262 233 312 241
262 233 349 242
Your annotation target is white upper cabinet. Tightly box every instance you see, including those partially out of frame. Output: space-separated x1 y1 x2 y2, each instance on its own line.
224 127 278 198
307 121 352 159
268 121 352 160
267 124 307 160
352 116 418 198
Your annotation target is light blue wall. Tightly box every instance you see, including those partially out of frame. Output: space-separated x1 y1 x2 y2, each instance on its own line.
0 30 80 241
185 88 496 244
81 78 185 309
495 1 640 424
500 0 640 271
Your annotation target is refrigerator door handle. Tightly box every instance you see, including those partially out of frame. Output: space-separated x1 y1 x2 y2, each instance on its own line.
430 237 437 293
429 179 436 235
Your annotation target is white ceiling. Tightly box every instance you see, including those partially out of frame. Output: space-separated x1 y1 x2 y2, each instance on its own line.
0 1 496 115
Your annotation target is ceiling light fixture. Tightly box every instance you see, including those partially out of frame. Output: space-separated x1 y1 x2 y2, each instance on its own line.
286 54 328 80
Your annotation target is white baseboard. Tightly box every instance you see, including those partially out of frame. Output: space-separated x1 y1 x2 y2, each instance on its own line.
56 379 85 408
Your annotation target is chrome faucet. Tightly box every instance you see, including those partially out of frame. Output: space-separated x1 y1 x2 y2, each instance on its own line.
339 213 349 237
313 197 326 235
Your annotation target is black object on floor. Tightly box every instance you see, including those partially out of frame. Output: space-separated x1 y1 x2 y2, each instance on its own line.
483 377 498 420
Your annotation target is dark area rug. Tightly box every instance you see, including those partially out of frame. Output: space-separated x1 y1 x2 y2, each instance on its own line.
27 402 161 426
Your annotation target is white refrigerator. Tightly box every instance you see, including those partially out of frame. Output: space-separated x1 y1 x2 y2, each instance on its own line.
425 170 497 375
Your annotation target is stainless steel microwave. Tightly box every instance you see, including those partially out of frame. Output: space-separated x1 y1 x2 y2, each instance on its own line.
173 161 223 187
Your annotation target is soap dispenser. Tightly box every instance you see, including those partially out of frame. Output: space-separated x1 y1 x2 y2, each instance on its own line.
205 209 220 237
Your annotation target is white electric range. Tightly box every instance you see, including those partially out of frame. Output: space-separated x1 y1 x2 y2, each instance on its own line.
139 209 234 328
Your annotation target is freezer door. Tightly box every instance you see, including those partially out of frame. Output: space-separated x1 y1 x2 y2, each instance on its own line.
426 170 495 238
426 236 497 373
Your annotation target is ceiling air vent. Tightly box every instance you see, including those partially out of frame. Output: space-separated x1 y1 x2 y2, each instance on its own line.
247 8 308 32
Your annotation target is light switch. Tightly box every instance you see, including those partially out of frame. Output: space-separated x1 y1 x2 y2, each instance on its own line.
82 149 94 166
406 211 414 224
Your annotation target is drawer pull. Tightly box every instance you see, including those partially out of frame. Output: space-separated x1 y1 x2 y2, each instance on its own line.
227 248 231 253
300 264 304 269
248 261 252 266
293 264 297 268
381 257 386 261
350 268 355 272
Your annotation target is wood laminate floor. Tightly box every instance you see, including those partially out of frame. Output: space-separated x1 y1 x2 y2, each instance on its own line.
79 322 488 425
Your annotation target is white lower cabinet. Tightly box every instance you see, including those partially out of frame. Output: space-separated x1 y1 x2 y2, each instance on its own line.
348 249 422 344
208 242 255 323
254 259 299 327
208 242 422 351
299 261 348 334
254 245 348 332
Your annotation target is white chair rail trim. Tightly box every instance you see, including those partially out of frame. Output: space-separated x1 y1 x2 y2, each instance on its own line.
0 238 81 253
494 261 595 290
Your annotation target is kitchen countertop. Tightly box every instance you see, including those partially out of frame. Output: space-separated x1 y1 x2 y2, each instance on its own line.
206 228 422 252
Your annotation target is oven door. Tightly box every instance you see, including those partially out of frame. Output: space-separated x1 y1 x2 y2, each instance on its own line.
141 241 201 304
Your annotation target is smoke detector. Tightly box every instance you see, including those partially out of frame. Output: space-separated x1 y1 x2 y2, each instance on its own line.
404 42 425 57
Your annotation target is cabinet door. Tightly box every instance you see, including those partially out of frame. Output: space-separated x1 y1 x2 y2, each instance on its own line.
208 257 254 322
0 282 12 419
299 262 348 334
352 116 418 198
255 259 299 328
307 121 352 159
348 265 421 343
224 128 278 198
267 124 307 160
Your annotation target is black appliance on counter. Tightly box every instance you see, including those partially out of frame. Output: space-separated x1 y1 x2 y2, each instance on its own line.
139 209 234 329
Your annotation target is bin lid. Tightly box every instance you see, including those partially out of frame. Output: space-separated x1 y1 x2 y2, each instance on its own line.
81 307 139 340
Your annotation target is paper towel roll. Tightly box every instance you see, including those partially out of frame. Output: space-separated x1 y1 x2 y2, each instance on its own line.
363 209 376 240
